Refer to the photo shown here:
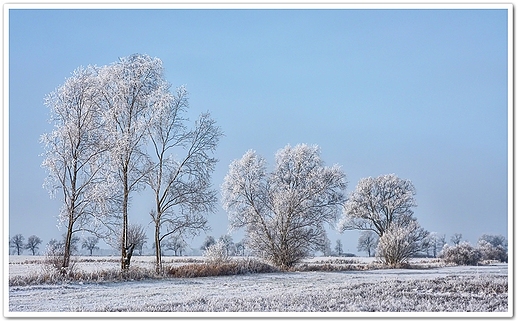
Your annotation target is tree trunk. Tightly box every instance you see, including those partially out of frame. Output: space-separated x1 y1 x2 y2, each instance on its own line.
62 211 75 269
121 172 129 270
154 220 162 274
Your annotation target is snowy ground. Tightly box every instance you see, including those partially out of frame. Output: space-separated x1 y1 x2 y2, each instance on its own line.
6 256 510 316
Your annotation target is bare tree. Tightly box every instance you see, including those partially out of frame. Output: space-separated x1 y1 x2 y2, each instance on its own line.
146 85 222 273
10 234 25 255
99 54 169 270
81 236 100 256
164 235 187 256
127 224 148 257
334 239 343 256
357 231 378 257
451 233 463 245
25 235 43 256
41 65 110 269
338 174 417 238
222 144 347 268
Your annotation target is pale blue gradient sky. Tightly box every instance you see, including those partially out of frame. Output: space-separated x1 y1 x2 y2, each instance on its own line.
7 6 510 254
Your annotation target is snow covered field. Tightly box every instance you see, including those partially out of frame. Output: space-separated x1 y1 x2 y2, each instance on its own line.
6 256 510 316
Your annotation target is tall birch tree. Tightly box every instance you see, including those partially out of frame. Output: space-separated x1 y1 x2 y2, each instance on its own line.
146 86 222 273
99 54 168 270
41 66 109 269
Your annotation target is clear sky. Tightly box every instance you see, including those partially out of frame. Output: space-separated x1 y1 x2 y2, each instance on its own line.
7 5 511 255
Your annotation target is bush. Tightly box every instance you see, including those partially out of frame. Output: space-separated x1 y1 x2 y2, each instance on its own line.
203 241 231 264
477 240 507 262
440 242 481 265
376 221 428 267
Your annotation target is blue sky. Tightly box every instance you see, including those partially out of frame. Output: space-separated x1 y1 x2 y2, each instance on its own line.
7 6 511 255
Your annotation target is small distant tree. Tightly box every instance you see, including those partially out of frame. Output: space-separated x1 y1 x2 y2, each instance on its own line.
47 238 64 254
376 220 429 267
25 235 43 256
334 239 343 256
234 239 246 256
435 234 446 258
218 234 235 256
200 235 216 251
127 224 147 256
451 233 463 245
318 236 332 257
164 235 187 256
422 233 446 258
81 236 100 256
357 231 378 257
10 234 25 255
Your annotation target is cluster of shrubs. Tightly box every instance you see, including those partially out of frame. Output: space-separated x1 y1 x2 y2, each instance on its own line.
440 235 507 266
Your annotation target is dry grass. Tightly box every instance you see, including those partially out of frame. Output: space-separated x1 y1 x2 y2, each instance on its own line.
9 257 278 286
165 258 277 278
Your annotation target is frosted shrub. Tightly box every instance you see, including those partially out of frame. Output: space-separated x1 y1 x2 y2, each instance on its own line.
477 240 507 263
440 242 481 265
204 241 230 264
376 221 428 267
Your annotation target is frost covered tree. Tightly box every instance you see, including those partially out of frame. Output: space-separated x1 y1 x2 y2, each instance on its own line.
10 234 25 255
145 85 222 272
98 54 170 270
25 235 43 256
357 231 378 257
222 144 347 268
41 66 110 269
81 236 99 256
338 174 417 238
376 220 428 267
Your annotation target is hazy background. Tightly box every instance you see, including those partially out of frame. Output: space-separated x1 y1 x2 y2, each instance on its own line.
7 6 510 255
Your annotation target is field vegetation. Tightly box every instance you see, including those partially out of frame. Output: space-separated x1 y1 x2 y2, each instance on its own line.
8 255 509 314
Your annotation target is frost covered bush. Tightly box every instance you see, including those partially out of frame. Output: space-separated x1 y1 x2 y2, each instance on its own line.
477 234 507 263
440 242 481 265
204 241 230 264
376 221 428 267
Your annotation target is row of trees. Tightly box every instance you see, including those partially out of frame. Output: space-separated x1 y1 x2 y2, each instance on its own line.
41 53 507 272
41 54 222 273
221 145 431 268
